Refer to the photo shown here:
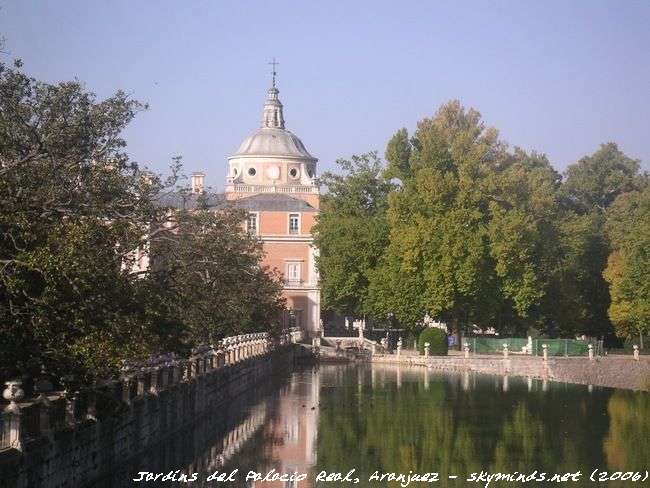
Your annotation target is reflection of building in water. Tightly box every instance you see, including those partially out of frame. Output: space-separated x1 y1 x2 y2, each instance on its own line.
259 370 320 488
190 402 268 478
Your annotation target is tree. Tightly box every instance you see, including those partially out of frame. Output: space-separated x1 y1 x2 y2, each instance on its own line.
369 101 562 345
0 61 285 383
562 143 641 213
148 204 285 344
557 143 644 339
604 183 650 348
0 60 160 381
313 153 392 318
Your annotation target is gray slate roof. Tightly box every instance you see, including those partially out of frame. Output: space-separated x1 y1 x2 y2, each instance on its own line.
155 191 316 212
154 192 226 211
230 193 317 212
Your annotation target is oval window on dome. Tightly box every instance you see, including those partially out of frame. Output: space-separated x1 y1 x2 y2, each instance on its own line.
289 167 299 179
232 167 238 176
248 167 257 176
307 168 313 178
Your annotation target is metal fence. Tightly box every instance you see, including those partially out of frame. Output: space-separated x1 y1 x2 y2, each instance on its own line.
462 337 603 356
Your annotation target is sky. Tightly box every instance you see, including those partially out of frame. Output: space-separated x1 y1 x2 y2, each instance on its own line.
2 0 649 189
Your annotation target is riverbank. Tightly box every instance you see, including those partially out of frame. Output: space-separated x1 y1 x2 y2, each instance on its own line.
370 353 650 391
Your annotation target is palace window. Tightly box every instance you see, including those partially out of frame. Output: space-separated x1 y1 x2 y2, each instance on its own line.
286 262 301 283
246 213 258 234
288 213 300 234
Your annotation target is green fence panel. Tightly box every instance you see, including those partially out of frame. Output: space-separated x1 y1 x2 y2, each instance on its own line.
463 337 593 356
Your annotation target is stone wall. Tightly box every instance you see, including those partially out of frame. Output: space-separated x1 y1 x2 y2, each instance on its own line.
0 347 296 488
370 354 650 391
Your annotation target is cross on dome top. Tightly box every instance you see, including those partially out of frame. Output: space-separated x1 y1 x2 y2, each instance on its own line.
262 58 285 129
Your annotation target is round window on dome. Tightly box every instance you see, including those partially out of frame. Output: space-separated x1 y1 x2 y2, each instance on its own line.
289 168 299 179
248 167 257 176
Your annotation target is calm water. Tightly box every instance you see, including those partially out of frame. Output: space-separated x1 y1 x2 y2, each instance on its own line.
115 365 648 487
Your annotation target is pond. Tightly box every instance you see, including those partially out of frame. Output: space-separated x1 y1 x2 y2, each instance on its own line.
119 364 648 487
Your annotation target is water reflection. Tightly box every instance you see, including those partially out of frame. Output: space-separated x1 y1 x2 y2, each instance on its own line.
90 365 648 487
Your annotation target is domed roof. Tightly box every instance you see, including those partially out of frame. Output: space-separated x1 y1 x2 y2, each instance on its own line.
232 127 316 161
229 84 317 162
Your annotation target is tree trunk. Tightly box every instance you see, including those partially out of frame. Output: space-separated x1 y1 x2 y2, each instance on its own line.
640 331 644 350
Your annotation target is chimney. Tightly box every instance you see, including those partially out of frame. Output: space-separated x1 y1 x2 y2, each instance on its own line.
191 172 205 194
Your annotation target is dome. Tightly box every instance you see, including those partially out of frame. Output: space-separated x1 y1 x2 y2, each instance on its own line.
232 127 317 161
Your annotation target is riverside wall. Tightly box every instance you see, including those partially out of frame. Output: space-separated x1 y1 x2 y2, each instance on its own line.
370 353 650 391
0 345 296 488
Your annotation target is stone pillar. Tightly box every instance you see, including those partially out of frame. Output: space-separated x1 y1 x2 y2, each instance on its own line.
86 391 97 421
34 373 53 436
633 345 640 361
424 342 430 357
464 344 470 359
503 343 509 359
136 374 146 397
588 344 594 361
396 338 402 357
121 377 132 405
542 344 548 362
150 367 160 395
2 380 24 451
64 391 77 428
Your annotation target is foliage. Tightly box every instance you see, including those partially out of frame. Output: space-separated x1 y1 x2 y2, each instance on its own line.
368 101 562 344
148 206 285 344
0 61 284 383
313 153 392 317
603 183 650 346
417 327 448 355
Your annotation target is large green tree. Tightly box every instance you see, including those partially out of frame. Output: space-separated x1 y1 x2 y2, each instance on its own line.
368 101 562 345
0 61 284 382
148 202 285 344
603 183 650 348
558 143 644 338
313 153 392 318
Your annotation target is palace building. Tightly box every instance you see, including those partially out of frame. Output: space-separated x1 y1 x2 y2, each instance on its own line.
223 76 321 336
154 72 322 337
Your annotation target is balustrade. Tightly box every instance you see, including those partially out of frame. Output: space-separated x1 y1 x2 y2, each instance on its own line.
0 328 302 452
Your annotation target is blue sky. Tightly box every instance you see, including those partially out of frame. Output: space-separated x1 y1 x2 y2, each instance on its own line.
2 0 649 189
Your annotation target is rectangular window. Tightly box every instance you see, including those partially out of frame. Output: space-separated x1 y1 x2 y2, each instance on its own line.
286 262 301 283
288 213 300 234
247 213 258 234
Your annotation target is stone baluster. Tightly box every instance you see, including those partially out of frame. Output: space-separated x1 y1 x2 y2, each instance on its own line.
503 343 509 359
121 376 132 405
588 344 594 361
86 389 98 422
2 380 25 451
34 371 53 436
136 373 146 397
149 367 160 395
64 390 78 428
542 344 548 361
633 345 639 361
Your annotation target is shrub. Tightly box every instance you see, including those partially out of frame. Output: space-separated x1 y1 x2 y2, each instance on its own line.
418 328 448 356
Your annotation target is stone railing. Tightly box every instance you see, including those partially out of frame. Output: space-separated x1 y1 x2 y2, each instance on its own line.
226 184 319 194
0 328 302 453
